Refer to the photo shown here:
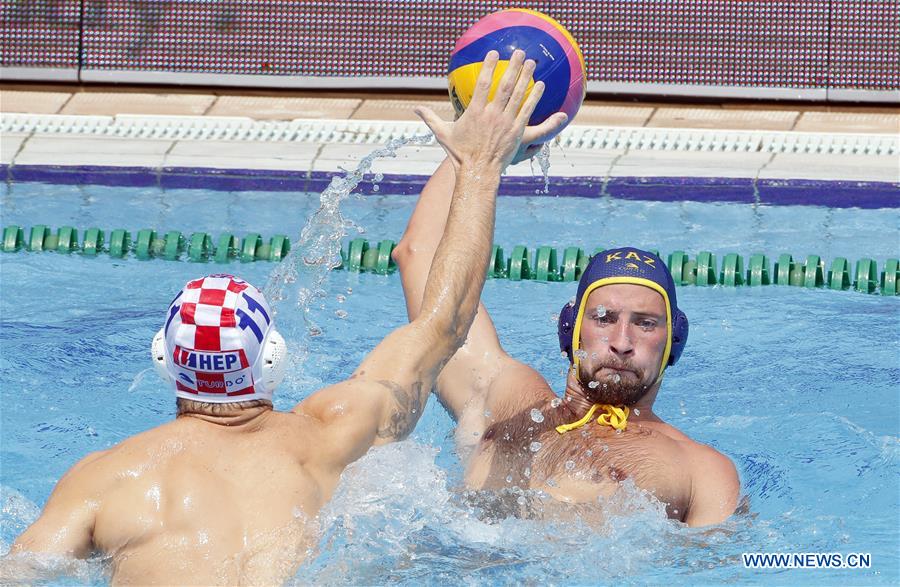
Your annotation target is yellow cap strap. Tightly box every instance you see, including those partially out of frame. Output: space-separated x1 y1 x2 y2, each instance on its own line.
555 403 601 434
555 404 630 434
596 405 629 431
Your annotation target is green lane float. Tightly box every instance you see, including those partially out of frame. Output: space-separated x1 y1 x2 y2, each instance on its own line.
2 224 897 296
747 254 770 286
508 245 530 281
828 258 851 291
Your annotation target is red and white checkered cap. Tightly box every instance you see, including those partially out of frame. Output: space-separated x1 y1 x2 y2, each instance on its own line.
162 274 275 403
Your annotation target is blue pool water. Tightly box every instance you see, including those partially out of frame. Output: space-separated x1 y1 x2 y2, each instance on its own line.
1 178 898 585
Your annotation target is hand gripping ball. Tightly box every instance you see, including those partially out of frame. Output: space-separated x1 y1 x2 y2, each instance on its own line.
448 9 586 141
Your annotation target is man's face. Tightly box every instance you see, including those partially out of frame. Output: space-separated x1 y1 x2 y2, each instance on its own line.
575 283 668 405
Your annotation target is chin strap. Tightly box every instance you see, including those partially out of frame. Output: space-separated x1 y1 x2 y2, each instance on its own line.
555 403 630 434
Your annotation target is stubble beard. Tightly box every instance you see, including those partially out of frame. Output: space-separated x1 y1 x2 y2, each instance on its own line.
577 362 651 406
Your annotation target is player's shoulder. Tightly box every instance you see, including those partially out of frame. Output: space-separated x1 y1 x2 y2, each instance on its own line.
678 436 739 491
653 423 737 479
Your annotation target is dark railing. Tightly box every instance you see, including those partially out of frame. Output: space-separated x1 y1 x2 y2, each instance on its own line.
2 0 897 101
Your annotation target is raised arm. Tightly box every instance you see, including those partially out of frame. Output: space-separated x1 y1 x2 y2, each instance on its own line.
297 50 561 472
392 106 566 424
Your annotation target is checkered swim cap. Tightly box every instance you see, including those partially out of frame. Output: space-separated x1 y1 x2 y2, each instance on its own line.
159 274 278 403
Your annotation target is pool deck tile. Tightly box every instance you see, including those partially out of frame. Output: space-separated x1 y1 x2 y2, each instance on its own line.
59 92 217 116
162 156 315 173
571 105 655 127
316 143 446 164
647 108 800 131
351 99 456 121
793 112 900 134
207 96 361 120
757 154 900 183
169 140 320 159
611 151 772 179
14 150 169 168
14 136 172 167
18 136 173 155
164 140 318 172
1 91 73 114
1 134 29 164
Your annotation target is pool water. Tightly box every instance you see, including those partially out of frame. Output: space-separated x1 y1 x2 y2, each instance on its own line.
1 179 898 585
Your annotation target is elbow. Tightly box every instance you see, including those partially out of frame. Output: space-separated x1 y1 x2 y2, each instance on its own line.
391 237 415 271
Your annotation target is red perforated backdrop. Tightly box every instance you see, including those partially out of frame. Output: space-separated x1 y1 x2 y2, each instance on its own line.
2 0 897 97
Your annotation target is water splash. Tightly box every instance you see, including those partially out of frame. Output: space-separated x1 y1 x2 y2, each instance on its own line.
294 441 746 585
263 133 433 385
532 143 553 194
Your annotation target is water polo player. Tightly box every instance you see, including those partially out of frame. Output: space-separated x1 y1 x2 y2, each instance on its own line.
6 51 567 583
395 190 740 525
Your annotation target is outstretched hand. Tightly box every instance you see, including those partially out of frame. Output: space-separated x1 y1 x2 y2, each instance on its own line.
416 50 568 172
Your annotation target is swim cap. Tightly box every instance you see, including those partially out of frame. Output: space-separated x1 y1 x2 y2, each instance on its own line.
557 247 688 381
151 274 286 403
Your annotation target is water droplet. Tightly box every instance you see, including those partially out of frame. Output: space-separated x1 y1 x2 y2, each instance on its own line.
524 467 531 478
559 351 568 358
602 445 609 452
585 449 593 457
334 309 348 319
529 441 542 452
374 172 384 182
595 305 606 317
506 475 513 484
550 398 562 408
673 509 679 514
372 184 380 192
483 410 492 418
336 294 346 303
530 408 544 423
574 349 588 360
547 478 558 487
588 380 599 389
550 313 559 323
633 408 640 416
517 495 528 506
613 374 621 383
565 460 575 471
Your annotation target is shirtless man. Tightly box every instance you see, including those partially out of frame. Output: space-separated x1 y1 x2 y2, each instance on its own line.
5 50 568 584
393 167 741 527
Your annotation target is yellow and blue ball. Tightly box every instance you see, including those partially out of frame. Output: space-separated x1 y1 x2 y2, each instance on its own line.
448 9 586 140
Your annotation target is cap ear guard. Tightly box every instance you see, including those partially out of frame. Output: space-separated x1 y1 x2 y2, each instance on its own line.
668 309 689 366
151 328 172 382
557 301 576 362
260 329 287 393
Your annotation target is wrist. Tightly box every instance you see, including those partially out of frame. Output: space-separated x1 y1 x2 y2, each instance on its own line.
457 159 504 182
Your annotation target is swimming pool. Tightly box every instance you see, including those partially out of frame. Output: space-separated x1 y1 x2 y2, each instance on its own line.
1 174 898 584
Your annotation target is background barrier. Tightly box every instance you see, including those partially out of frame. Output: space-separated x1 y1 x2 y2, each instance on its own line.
4 225 898 296
2 0 897 102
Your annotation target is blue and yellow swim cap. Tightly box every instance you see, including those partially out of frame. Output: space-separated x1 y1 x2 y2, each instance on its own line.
557 247 689 381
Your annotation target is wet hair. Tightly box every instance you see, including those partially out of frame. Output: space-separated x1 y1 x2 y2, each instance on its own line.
176 398 273 417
